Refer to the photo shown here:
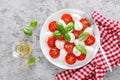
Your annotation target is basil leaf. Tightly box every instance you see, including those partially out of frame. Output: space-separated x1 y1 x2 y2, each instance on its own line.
27 57 36 66
23 27 32 36
78 32 89 41
64 33 71 41
65 22 74 32
38 56 42 61
56 22 66 34
76 45 87 53
30 40 33 43
30 20 38 28
53 30 62 37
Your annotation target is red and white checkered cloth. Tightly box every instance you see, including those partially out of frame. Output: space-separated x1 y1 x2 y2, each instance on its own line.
56 11 120 80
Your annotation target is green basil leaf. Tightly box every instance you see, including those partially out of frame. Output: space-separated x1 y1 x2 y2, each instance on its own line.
56 22 66 33
78 32 89 41
38 56 42 61
65 22 74 32
64 33 71 41
76 45 87 53
30 20 38 28
61 30 66 34
23 27 32 36
53 30 62 37
27 57 36 66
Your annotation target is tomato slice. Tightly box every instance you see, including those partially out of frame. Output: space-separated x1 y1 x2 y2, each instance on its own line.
49 48 60 58
61 13 73 24
48 21 58 32
57 35 64 40
84 34 95 46
47 36 56 48
65 53 77 65
64 42 75 53
80 18 90 30
72 30 83 39
77 54 86 61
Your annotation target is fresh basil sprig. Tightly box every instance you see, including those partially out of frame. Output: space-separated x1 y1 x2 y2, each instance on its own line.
23 27 33 36
53 30 62 37
64 33 71 41
27 57 36 66
23 20 38 36
30 20 38 28
53 21 74 41
76 45 87 53
65 22 74 32
78 32 89 41
56 22 66 32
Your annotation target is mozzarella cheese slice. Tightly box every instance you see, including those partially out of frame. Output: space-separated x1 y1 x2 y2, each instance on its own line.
44 31 53 41
74 39 85 46
85 46 94 53
59 49 67 60
68 32 75 43
74 21 83 30
84 27 93 34
55 40 65 49
72 14 81 21
73 47 81 56
58 20 66 27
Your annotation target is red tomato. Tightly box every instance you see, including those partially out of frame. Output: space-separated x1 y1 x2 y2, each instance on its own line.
77 54 86 61
47 36 56 48
61 13 73 24
72 30 83 39
49 48 60 58
65 53 77 65
84 34 96 46
48 21 58 32
80 18 90 30
57 35 64 40
64 42 75 53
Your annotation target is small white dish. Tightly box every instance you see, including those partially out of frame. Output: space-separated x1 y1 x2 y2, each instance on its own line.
40 9 99 69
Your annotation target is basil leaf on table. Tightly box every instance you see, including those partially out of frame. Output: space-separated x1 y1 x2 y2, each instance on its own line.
78 32 89 41
30 20 38 28
27 57 36 66
76 45 87 53
65 22 74 32
23 27 32 36
38 56 42 61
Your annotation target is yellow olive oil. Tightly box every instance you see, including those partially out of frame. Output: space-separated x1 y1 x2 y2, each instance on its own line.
16 42 32 57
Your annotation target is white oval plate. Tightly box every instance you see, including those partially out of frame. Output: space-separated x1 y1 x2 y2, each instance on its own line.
40 9 99 69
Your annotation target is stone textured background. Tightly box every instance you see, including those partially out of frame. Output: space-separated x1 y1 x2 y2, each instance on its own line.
0 0 120 80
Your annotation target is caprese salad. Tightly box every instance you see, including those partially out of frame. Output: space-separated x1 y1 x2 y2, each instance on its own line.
44 13 96 65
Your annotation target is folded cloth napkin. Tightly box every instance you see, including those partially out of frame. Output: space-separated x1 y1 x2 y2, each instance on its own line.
56 11 120 80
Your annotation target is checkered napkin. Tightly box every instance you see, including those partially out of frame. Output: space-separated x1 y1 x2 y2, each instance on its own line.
56 11 120 80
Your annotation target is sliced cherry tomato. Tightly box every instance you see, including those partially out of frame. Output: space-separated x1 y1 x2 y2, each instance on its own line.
77 54 86 61
48 21 58 32
84 34 95 46
64 42 75 53
80 18 90 30
57 35 64 40
61 13 73 24
47 36 56 48
65 53 77 65
49 48 60 58
72 30 83 39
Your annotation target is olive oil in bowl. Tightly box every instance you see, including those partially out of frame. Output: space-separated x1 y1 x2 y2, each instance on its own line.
15 42 32 57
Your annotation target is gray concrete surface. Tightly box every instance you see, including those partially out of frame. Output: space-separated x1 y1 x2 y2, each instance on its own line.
0 0 120 80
